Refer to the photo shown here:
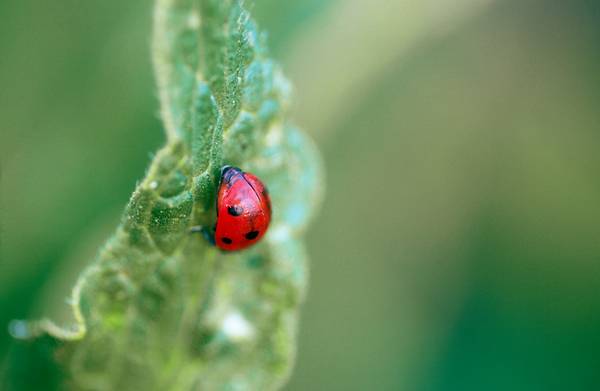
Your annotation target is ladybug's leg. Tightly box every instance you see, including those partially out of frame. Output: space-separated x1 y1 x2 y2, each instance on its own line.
189 225 215 246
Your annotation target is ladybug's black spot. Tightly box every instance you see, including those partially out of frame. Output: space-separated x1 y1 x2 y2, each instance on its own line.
227 205 243 216
245 230 259 240
221 237 233 244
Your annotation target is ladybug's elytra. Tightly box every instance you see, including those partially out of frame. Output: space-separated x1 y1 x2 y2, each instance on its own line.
213 166 271 251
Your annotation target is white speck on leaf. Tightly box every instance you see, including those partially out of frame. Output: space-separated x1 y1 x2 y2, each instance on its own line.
269 225 291 242
265 124 282 147
222 311 254 340
187 12 201 29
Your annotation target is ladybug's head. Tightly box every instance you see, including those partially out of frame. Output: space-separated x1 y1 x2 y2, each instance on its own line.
220 165 243 187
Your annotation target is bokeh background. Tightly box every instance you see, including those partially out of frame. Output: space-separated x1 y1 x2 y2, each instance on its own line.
2 0 600 389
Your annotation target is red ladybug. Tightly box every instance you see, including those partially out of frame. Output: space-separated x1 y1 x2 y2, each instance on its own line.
213 166 271 251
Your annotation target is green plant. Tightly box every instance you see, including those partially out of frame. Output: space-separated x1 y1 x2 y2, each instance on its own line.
5 0 322 389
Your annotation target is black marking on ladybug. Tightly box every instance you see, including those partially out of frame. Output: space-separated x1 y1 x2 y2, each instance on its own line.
245 230 259 240
227 205 243 216
221 237 233 244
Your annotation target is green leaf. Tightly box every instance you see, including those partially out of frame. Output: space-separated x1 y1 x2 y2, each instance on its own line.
7 0 323 389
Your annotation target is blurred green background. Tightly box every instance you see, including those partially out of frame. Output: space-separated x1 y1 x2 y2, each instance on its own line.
2 0 600 390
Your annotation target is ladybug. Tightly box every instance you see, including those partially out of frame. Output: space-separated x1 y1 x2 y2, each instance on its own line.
212 165 271 251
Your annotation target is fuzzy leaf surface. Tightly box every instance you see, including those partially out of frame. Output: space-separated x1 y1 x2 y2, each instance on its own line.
8 1 323 390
